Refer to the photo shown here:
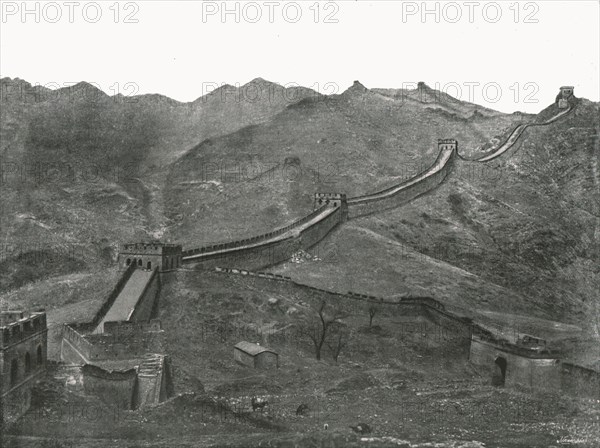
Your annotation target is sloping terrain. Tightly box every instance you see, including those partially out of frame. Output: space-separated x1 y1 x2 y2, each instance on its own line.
1 79 599 446
274 98 600 341
2 78 597 342
165 81 522 246
0 77 318 286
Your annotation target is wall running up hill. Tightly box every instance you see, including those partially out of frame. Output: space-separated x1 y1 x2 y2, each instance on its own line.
93 268 160 334
347 144 457 219
182 201 346 270
460 103 575 163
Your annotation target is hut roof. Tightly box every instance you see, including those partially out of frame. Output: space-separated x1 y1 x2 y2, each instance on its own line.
234 341 277 357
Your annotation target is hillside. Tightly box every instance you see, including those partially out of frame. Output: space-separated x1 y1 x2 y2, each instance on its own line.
1 78 599 447
273 98 600 340
2 78 597 345
0 77 318 288
164 81 523 246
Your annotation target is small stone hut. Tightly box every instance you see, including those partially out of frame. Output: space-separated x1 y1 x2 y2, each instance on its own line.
233 341 279 369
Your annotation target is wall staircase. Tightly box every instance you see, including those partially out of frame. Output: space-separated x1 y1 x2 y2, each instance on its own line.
135 353 166 408
94 269 156 334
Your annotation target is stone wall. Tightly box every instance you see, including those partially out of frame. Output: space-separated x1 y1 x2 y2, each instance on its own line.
347 144 456 219
89 263 137 330
128 269 161 322
82 364 137 410
469 336 561 391
183 205 344 270
561 362 600 400
62 322 165 364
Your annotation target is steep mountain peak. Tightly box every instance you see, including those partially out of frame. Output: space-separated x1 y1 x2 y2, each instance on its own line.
248 77 269 84
242 77 280 89
342 80 369 96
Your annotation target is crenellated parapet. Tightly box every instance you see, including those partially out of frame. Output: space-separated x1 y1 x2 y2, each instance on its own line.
560 86 574 98
118 242 182 272
1 310 48 424
314 193 348 221
314 193 346 208
0 311 47 348
438 139 458 153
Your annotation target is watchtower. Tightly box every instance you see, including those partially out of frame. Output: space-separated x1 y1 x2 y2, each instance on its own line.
438 139 458 153
314 193 348 221
560 86 574 98
118 242 183 272
0 310 48 424
558 86 574 109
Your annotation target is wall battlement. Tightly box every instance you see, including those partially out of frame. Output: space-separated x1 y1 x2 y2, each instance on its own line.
182 203 344 270
560 86 574 98
62 321 165 363
1 309 48 424
119 242 182 272
1 311 47 348
314 193 346 208
438 139 458 151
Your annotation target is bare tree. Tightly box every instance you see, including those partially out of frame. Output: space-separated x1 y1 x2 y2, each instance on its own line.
326 323 350 363
367 304 379 328
298 300 345 361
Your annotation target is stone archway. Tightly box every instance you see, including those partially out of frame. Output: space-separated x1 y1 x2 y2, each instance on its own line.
492 356 507 386
10 358 18 386
25 352 31 374
37 345 43 366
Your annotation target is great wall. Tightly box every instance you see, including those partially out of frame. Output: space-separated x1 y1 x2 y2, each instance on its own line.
2 85 597 424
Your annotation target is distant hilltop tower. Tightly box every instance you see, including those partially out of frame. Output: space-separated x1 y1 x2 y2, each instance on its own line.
438 139 458 153
557 86 574 109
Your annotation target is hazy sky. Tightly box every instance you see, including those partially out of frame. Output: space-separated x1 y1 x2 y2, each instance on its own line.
1 1 598 112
